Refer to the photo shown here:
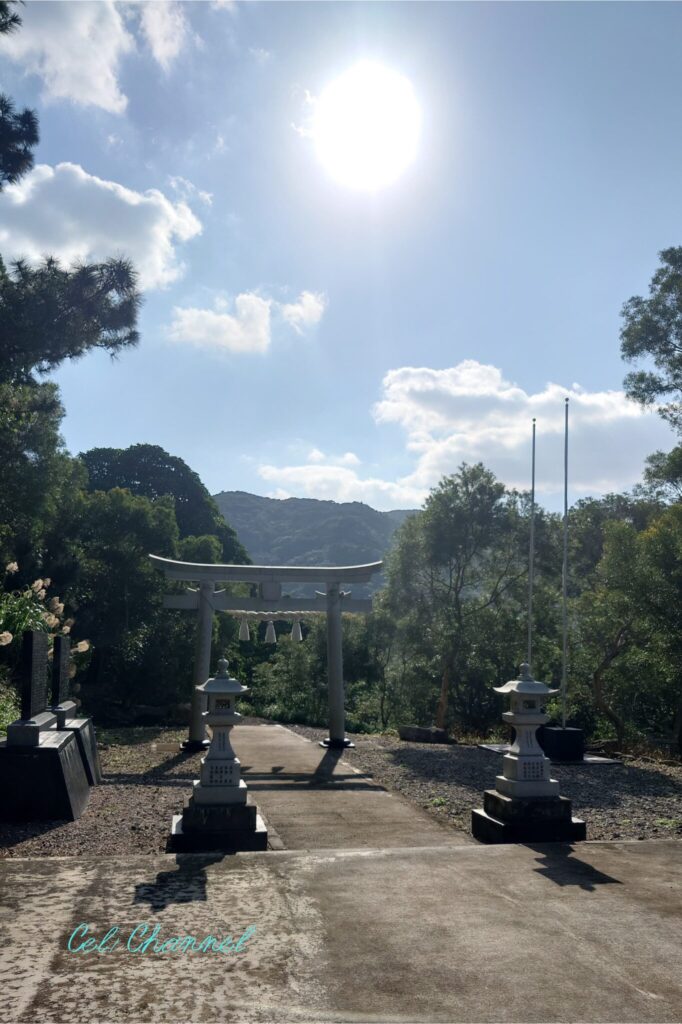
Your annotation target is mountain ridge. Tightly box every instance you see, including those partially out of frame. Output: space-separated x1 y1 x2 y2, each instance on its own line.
212 490 418 594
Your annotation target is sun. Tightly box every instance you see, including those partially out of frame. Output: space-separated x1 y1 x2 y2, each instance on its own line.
312 60 421 191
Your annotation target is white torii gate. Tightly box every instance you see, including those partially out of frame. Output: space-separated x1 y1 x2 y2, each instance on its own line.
149 555 383 750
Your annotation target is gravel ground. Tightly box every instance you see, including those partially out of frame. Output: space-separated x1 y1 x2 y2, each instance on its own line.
1 721 680 857
286 723 682 843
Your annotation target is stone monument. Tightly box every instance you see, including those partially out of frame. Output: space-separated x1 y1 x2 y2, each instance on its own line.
0 631 90 821
50 635 102 785
170 657 267 851
472 663 585 843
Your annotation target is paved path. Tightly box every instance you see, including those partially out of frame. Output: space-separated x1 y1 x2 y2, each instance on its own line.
234 723 472 849
1 725 681 1023
1 841 681 1023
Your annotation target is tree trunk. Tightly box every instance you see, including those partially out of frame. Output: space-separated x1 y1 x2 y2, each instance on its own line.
673 688 682 756
592 664 626 748
434 662 450 730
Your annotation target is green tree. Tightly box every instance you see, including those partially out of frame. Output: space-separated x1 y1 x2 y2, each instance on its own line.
620 247 682 431
386 465 528 732
69 488 180 709
80 444 249 563
0 256 141 384
0 3 39 191
0 381 86 578
642 446 682 502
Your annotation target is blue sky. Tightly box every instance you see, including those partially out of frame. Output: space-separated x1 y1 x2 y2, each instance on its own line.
1 0 679 510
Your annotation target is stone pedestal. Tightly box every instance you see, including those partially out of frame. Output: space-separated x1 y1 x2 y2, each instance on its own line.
57 717 103 786
169 657 268 852
0 730 90 821
472 664 585 844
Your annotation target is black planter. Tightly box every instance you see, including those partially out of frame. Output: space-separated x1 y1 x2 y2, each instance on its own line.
510 725 585 762
540 726 584 761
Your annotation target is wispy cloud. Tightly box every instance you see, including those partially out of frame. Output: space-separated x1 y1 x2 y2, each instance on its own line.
249 47 272 65
0 163 201 290
168 175 213 206
137 1 192 72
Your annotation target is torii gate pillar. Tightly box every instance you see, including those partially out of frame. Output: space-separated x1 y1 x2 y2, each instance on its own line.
183 581 214 751
321 582 351 748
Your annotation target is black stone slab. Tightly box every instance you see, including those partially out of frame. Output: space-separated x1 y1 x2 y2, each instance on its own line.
540 726 585 762
169 813 268 852
471 807 586 844
19 630 49 719
51 635 71 706
0 731 90 821
397 725 454 744
60 718 102 785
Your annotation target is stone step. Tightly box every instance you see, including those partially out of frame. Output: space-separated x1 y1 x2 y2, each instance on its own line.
472 807 587 844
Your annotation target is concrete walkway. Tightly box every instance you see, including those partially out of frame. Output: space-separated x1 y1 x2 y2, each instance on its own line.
1 725 680 1023
233 723 472 849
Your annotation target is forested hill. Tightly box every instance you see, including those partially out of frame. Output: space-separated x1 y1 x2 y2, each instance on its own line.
212 491 416 590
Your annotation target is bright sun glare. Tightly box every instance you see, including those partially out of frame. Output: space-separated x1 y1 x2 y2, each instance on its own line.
313 61 422 191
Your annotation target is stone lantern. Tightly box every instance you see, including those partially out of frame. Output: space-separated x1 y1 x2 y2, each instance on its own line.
472 663 585 843
170 657 267 851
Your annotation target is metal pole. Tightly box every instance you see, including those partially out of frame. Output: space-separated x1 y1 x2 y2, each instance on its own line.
561 398 569 730
527 418 536 668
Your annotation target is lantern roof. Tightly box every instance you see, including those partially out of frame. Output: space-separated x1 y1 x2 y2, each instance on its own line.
494 662 559 696
196 657 249 695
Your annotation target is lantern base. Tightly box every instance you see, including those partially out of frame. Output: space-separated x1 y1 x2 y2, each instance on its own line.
319 737 355 749
169 812 268 852
472 789 586 844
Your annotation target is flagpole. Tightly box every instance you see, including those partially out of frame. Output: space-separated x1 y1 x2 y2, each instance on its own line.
527 418 536 667
561 397 569 730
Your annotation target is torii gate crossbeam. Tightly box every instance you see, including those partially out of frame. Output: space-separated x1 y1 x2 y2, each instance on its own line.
150 555 383 750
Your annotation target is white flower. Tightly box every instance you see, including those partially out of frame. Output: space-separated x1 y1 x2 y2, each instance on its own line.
74 640 91 654
31 579 44 593
0 631 13 646
4 562 18 574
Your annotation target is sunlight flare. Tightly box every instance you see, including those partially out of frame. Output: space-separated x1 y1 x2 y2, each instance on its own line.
312 60 421 191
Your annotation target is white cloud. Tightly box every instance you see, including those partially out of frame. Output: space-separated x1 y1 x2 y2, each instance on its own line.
256 360 676 510
249 47 271 65
259 463 419 507
168 176 213 206
169 295 273 354
137 1 190 71
306 449 360 466
0 0 133 114
169 288 327 354
211 0 238 11
0 163 202 290
280 291 327 333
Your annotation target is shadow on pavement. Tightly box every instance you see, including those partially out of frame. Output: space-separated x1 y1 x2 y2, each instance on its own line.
133 854 227 911
526 843 622 890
